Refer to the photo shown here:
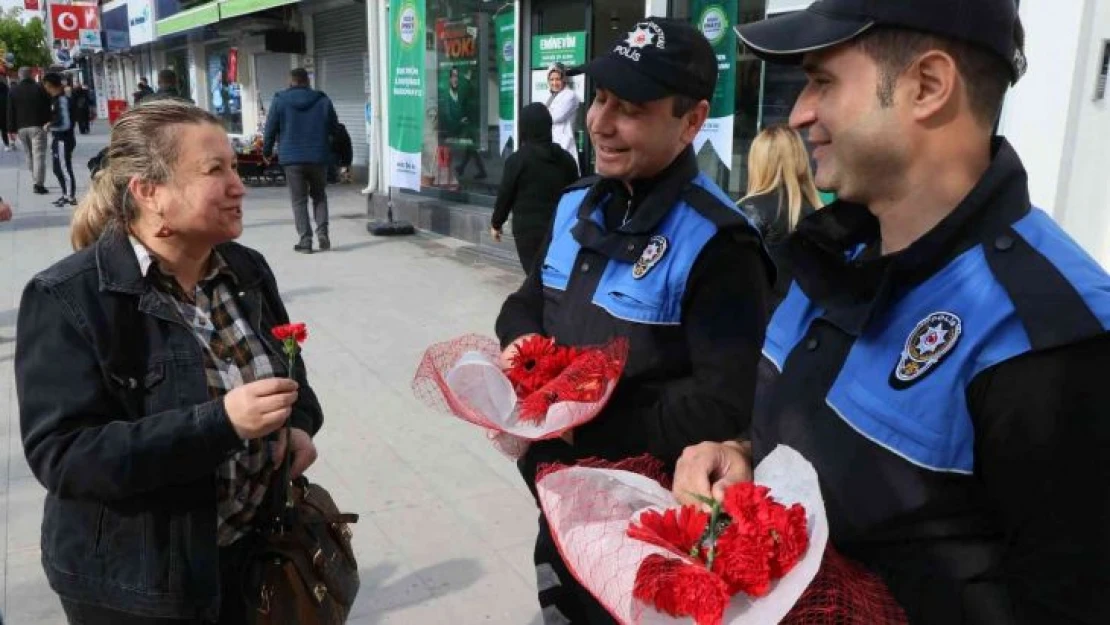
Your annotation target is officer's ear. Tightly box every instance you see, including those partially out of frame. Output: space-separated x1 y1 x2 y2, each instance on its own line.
679 99 711 144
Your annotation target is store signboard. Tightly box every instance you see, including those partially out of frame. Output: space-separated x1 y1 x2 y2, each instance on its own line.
387 0 425 191
128 0 155 46
692 0 737 168
494 9 515 154
531 31 585 68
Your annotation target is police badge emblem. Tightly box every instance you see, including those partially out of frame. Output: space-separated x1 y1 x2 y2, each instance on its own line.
890 311 962 389
632 235 668 279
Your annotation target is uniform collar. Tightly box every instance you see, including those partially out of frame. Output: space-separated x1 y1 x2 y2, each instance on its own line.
572 146 700 262
789 137 1032 335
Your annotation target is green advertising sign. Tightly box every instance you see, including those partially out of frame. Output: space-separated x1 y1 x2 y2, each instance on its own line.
494 10 516 153
531 31 586 69
692 0 737 167
388 0 425 191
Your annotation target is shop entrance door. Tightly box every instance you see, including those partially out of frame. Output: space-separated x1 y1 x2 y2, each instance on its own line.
529 0 645 174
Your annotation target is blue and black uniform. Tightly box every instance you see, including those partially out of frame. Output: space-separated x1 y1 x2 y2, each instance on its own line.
752 138 1110 624
496 146 773 623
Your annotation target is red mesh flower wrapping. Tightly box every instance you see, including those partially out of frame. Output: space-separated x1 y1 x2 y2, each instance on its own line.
412 334 628 458
535 446 907 624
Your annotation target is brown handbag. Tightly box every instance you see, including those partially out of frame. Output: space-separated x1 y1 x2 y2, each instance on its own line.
245 423 360 625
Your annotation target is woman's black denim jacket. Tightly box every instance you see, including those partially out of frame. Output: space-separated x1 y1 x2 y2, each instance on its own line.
14 228 324 621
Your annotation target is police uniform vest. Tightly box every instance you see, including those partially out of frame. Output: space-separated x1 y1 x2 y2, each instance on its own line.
510 150 768 477
539 162 765 384
752 139 1110 622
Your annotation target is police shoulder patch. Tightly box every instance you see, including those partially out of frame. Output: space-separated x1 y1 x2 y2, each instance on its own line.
890 311 963 389
632 235 668 279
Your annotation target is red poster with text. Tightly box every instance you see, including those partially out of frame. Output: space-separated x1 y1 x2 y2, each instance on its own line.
108 100 128 124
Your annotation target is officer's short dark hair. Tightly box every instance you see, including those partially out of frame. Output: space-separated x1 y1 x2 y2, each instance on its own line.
42 72 64 87
157 68 177 87
852 19 1025 126
290 68 309 85
671 50 717 118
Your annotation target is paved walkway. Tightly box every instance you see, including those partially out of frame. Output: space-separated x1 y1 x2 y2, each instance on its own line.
0 123 543 624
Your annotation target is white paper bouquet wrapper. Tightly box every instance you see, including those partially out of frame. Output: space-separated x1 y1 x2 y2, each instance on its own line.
413 334 627 459
535 445 830 624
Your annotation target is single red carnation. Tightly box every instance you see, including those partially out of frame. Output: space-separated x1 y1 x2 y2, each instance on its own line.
721 482 773 521
768 503 809 578
633 554 730 625
712 516 775 597
271 322 308 343
628 505 710 557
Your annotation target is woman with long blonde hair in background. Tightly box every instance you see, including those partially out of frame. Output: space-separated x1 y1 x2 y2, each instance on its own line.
738 124 824 308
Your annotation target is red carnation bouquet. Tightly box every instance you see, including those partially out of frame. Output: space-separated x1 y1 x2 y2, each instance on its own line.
535 446 908 625
413 334 628 458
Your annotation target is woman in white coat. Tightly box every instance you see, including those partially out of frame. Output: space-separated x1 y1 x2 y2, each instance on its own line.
544 64 580 174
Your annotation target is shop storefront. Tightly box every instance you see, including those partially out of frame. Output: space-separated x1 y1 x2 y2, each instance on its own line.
377 0 823 247
163 45 192 99
205 43 244 134
385 0 649 207
312 3 370 173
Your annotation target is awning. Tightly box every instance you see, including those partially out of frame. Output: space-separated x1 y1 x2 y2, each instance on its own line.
156 2 220 38
218 0 300 20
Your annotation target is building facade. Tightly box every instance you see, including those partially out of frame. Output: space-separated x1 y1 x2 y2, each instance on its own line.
73 0 1110 268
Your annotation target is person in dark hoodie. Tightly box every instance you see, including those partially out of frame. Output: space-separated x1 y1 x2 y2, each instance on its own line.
263 68 340 253
42 73 76 206
0 77 12 151
144 69 194 104
491 103 580 272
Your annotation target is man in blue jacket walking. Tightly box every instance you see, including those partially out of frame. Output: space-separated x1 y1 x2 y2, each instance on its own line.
264 68 340 253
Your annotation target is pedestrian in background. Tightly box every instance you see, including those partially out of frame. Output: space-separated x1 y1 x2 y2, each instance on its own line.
737 124 823 308
8 67 52 194
145 69 193 104
133 77 154 105
490 103 579 273
0 77 12 151
263 67 340 253
71 82 91 134
42 73 77 206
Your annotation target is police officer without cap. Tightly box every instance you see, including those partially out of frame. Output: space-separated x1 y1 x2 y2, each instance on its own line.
672 1 1110 623
496 18 773 624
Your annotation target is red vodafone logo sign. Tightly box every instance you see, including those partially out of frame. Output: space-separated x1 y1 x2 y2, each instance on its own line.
56 11 78 32
49 4 99 42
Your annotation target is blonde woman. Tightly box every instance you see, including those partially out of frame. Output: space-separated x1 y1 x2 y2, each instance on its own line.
738 124 824 306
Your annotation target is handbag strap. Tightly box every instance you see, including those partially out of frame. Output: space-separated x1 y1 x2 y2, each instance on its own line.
277 419 295 526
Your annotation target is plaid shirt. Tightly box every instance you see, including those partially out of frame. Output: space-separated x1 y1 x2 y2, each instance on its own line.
132 240 282 546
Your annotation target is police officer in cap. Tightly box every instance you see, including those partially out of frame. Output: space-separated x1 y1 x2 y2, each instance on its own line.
496 17 773 623
673 1 1110 623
